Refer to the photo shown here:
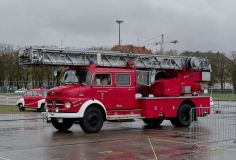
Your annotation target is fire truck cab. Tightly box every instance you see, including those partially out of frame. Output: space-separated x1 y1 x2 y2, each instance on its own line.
45 65 136 132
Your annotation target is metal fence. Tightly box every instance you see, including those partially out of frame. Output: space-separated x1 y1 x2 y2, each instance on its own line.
0 80 55 94
0 81 55 106
207 86 235 101
0 95 20 105
190 106 236 145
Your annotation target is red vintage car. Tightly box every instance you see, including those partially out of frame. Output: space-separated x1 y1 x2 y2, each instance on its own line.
16 88 48 112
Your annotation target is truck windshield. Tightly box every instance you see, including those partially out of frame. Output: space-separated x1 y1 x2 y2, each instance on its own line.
62 69 91 85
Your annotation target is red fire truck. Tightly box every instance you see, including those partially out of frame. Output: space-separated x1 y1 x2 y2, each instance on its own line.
19 48 211 133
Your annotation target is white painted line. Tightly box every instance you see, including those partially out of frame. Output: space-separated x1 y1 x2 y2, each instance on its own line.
148 137 158 160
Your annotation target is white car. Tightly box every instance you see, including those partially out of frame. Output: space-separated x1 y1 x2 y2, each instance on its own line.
14 88 26 94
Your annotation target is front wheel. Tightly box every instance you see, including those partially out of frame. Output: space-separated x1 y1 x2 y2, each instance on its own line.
51 118 74 131
171 103 192 127
80 107 104 133
143 118 163 127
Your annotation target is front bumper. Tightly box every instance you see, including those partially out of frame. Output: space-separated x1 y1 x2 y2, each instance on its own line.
42 112 82 122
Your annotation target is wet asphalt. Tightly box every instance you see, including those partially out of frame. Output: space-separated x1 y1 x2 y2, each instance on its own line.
0 113 236 160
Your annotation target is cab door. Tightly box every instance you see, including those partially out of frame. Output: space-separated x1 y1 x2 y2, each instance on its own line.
23 90 33 107
91 73 114 110
113 72 136 109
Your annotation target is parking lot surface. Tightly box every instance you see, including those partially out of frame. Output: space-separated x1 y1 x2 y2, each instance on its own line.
0 113 236 160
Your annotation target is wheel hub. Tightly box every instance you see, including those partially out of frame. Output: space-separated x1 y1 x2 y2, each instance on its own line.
88 113 99 126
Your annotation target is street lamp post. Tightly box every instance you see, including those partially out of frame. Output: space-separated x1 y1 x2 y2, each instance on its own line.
116 20 123 46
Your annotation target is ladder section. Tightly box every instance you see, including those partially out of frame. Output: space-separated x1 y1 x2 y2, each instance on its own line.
19 47 210 71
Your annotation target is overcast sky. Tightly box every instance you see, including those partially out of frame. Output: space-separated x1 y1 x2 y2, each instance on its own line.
0 0 236 53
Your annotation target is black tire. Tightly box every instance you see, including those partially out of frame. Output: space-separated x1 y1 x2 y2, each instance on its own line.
80 107 104 133
18 103 25 111
171 103 192 127
143 118 163 127
51 118 74 131
170 118 180 127
37 104 46 112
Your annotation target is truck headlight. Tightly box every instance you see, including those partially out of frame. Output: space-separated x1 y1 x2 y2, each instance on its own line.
65 102 71 109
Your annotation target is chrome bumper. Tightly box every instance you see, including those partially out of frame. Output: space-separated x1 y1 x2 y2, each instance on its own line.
42 112 82 122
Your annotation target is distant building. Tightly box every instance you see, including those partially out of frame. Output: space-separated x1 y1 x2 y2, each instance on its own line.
111 45 152 54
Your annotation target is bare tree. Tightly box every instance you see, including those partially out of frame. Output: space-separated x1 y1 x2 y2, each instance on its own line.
230 52 236 90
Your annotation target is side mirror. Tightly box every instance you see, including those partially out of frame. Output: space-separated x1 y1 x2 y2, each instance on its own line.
53 70 60 78
150 70 156 85
54 70 61 86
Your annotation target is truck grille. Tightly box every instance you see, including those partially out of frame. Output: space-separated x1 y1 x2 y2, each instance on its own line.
47 99 64 109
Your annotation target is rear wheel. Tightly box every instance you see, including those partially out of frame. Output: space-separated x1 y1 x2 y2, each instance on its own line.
37 104 46 112
143 118 163 127
80 107 104 133
18 103 25 111
171 103 192 127
51 118 74 131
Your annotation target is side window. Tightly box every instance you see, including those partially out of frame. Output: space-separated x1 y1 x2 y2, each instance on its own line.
137 70 151 86
32 91 38 96
116 73 130 86
38 91 44 96
43 90 48 97
25 91 32 96
94 74 111 86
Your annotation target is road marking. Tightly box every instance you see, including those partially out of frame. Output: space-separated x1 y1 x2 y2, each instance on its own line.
151 137 236 152
0 156 10 160
148 137 158 160
99 150 113 154
194 144 236 152
98 150 122 155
